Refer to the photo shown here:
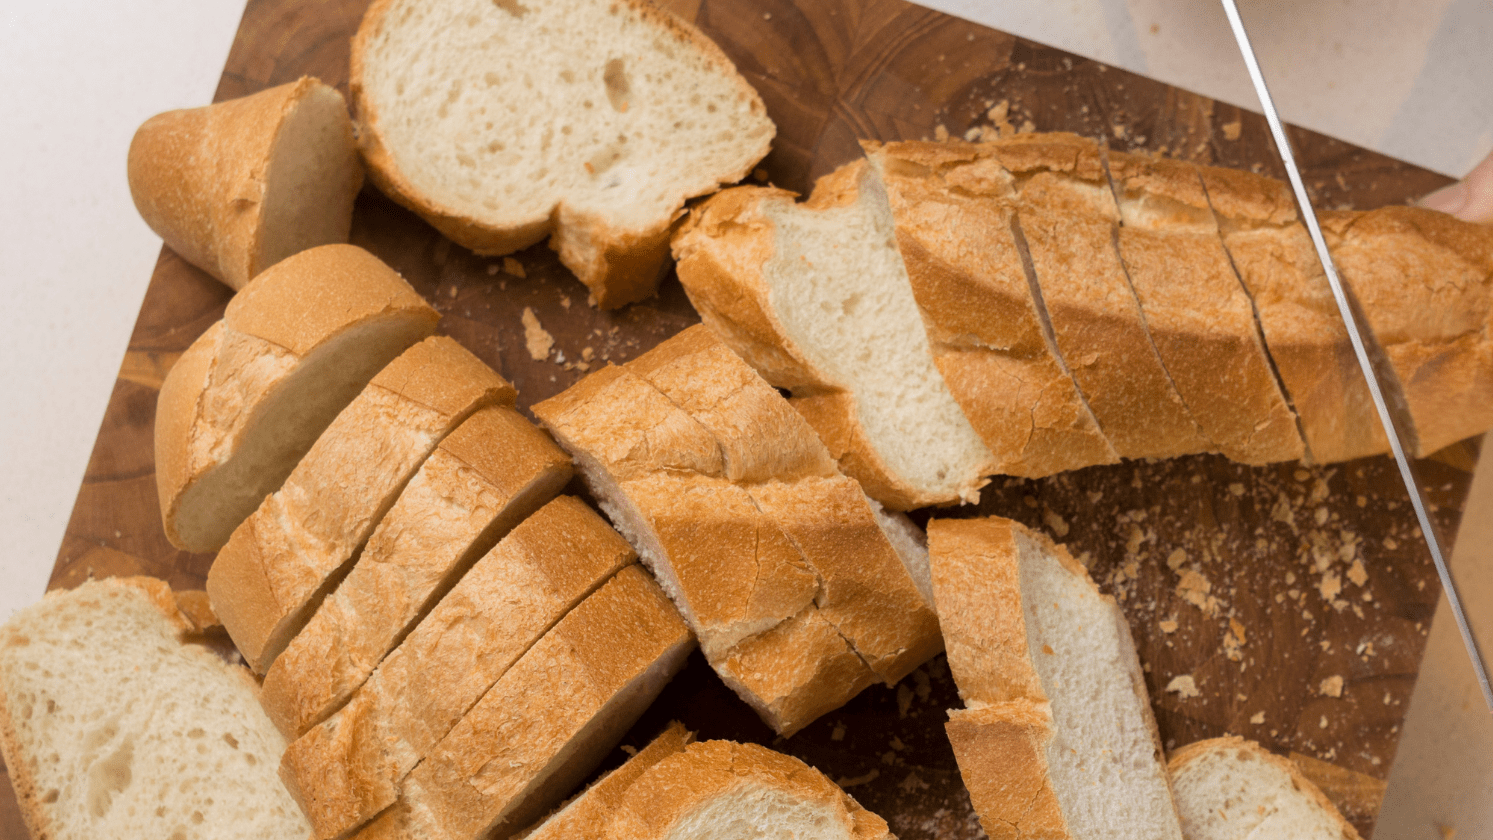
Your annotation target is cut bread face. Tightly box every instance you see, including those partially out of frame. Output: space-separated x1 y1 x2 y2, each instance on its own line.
0 578 311 840
128 76 364 290
351 0 774 308
533 326 943 737
260 404 573 738
929 517 1183 840
355 564 694 840
1168 737 1361 840
156 244 439 553
674 163 995 509
207 335 516 674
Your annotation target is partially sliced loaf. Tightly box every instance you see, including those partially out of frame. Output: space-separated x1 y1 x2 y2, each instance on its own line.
673 165 994 508
928 516 1183 840
128 76 363 290
870 140 1121 477
260 404 572 737
156 244 439 553
600 740 895 840
1168 737 1361 840
1104 150 1305 465
351 0 774 308
280 496 634 840
207 335 515 673
0 577 311 840
354 564 694 840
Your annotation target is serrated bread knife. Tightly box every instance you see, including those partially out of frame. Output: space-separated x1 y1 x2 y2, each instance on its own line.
1219 0 1493 714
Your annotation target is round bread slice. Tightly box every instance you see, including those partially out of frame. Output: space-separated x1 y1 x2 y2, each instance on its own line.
128 76 364 290
155 244 439 553
1168 737 1361 840
351 0 775 308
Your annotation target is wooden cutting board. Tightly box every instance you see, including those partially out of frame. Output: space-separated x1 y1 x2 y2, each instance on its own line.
4 0 1476 837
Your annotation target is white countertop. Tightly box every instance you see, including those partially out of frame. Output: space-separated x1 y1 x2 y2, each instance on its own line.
1 1 1488 835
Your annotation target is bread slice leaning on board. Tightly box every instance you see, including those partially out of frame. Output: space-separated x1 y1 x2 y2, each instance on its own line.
1168 737 1362 840
350 0 775 308
207 334 517 674
525 725 894 840
281 496 637 840
155 244 439 553
128 76 364 291
0 578 312 840
928 516 1184 840
674 134 1493 508
533 325 943 737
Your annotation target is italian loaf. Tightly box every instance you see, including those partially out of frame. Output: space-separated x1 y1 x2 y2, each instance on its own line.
533 325 942 736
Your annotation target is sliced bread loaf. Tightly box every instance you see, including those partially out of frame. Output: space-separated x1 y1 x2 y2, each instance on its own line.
1168 737 1361 840
352 563 694 840
351 0 774 308
929 516 1183 840
207 335 516 673
155 244 439 553
128 76 363 290
260 404 573 737
0 577 311 840
280 496 635 840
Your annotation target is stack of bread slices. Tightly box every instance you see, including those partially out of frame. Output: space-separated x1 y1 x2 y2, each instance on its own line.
673 133 1493 511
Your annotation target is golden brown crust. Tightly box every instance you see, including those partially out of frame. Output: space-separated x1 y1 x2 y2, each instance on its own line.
945 701 1069 840
521 722 694 839
1167 736 1363 840
154 320 224 548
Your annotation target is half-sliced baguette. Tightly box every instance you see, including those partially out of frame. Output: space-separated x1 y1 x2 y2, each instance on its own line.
929 516 1183 840
673 162 994 508
128 76 363 290
350 0 774 308
1168 737 1361 840
156 244 439 553
260 404 572 737
0 578 312 840
354 564 694 840
280 496 635 840
207 335 516 673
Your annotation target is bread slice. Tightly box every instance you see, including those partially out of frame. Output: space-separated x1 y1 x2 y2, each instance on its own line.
1320 206 1493 457
928 516 1183 840
598 740 894 840
350 0 774 309
673 163 994 508
1104 149 1305 465
280 496 635 840
260 404 573 737
990 133 1211 460
0 577 311 840
353 564 694 840
128 76 363 290
207 335 516 673
1168 737 1361 840
519 721 694 840
155 244 439 553
869 140 1121 477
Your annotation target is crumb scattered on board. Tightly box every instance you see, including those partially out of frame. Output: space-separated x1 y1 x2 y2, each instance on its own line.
1166 674 1200 699
521 307 554 360
503 257 526 278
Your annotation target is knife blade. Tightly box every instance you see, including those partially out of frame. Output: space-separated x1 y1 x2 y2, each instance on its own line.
1218 0 1493 714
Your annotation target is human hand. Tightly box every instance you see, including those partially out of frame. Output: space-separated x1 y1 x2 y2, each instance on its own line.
1419 149 1493 224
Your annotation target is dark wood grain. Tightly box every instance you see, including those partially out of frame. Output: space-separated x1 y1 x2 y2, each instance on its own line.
14 0 1474 838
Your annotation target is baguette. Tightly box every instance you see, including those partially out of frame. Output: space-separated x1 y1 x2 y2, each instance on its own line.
352 564 694 840
260 404 573 737
0 578 311 840
1168 737 1361 840
350 0 774 308
280 496 635 840
929 516 1183 840
155 244 438 552
207 335 516 673
128 76 363 290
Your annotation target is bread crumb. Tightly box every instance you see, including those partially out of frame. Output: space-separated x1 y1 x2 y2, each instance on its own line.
1320 715 1329 729
1384 536 1399 550
1222 120 1242 140
1347 559 1368 586
1228 482 1245 496
521 307 554 360
1043 508 1070 537
1042 644 1055 655
486 263 500 275
897 683 914 718
1250 711 1266 725
831 722 846 741
1166 675 1200 699
1159 619 1178 633
899 772 930 793
1319 571 1342 602
619 744 638 756
560 295 571 310
503 257 526 278
752 168 768 182
934 124 950 142
836 770 879 788
1320 675 1344 697
1166 548 1188 570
